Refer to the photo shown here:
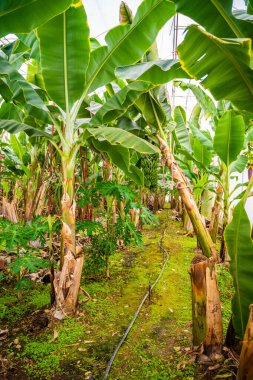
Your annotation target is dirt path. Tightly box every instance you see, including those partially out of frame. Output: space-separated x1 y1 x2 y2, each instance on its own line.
106 208 196 380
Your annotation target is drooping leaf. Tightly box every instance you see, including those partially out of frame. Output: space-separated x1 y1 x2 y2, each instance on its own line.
213 110 245 167
135 92 166 131
37 3 90 111
83 127 159 155
85 0 176 93
175 0 252 38
91 82 152 126
230 155 248 174
0 120 51 138
225 199 253 339
116 59 188 85
92 139 130 174
90 138 144 185
0 0 74 37
175 81 217 118
177 26 253 112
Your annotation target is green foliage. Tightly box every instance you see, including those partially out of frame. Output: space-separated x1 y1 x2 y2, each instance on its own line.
0 0 74 38
214 110 245 167
0 217 49 251
9 253 49 276
177 25 253 112
78 181 136 209
225 196 253 339
37 4 90 111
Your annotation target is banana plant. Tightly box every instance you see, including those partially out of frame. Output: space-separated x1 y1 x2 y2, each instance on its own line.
0 0 177 315
0 132 49 221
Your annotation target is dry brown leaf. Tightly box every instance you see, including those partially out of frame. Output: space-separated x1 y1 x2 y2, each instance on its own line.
49 329 59 343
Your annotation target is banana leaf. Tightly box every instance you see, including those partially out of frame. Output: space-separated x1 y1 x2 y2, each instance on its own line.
37 3 90 111
0 0 74 37
175 0 253 38
177 26 253 113
213 110 245 167
225 184 253 339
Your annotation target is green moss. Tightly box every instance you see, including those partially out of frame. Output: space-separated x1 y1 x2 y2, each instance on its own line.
0 283 50 323
29 288 50 308
23 344 61 379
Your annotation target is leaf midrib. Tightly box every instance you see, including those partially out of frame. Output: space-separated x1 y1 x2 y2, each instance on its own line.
63 12 69 114
210 0 244 38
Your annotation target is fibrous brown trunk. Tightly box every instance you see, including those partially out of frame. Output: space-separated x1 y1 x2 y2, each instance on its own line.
189 256 223 356
203 261 223 356
190 255 208 346
53 173 84 317
238 304 253 380
158 137 216 259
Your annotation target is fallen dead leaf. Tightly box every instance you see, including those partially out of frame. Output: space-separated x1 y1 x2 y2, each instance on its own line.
49 330 59 343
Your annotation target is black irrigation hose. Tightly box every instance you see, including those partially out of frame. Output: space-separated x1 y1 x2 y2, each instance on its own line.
103 210 170 380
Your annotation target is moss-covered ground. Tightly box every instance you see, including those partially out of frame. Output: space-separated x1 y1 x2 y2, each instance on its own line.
0 208 233 379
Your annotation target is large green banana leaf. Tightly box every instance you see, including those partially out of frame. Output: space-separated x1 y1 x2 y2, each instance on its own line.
85 0 176 94
37 4 90 111
177 26 253 113
91 82 152 126
116 59 188 84
175 0 253 38
225 193 253 339
0 0 74 37
213 110 245 167
82 127 159 155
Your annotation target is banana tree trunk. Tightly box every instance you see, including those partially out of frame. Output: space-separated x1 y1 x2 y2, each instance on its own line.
53 156 83 317
237 304 253 380
190 255 223 355
190 255 207 346
203 261 223 356
158 137 216 259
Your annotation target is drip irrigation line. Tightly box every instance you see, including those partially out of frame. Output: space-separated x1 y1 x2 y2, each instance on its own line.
103 210 170 380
